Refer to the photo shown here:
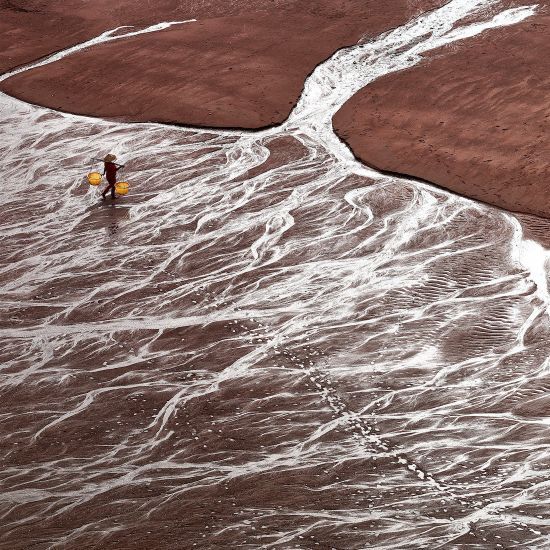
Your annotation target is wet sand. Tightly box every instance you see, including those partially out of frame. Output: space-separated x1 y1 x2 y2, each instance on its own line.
0 1 443 128
0 0 292 71
1 2 550 549
334 3 550 218
3 97 549 548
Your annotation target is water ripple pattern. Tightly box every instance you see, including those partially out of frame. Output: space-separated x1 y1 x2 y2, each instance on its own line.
1 1 549 548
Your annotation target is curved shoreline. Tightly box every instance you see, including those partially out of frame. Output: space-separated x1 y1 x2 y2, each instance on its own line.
1 2 543 231
2 3 550 547
334 132 550 249
333 5 550 220
1 2 542 229
0 3 446 130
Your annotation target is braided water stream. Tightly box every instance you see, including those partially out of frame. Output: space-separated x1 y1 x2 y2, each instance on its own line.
1 1 549 548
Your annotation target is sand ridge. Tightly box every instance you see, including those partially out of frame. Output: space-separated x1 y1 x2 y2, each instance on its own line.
334 2 550 217
0 1 444 128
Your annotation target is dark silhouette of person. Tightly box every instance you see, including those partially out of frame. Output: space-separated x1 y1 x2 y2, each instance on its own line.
102 154 120 199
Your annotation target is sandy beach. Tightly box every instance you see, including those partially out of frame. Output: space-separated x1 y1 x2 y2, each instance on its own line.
1 1 549 548
334 3 550 218
0 1 442 128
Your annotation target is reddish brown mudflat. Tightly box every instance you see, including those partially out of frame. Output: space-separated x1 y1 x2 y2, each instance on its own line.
0 0 443 128
334 4 550 217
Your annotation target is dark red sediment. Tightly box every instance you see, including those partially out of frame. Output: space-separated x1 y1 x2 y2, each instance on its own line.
0 0 299 72
2 2 550 548
334 3 550 218
0 1 443 128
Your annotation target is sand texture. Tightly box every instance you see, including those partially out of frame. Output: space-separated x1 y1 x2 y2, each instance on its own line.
334 4 550 217
0 0 442 128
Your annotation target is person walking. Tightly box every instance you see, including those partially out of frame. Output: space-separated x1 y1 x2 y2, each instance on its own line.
101 154 121 200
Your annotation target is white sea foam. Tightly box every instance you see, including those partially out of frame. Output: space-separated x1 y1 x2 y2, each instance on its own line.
1 2 548 548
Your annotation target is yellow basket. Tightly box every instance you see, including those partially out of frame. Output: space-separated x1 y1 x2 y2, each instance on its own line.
115 182 130 195
87 172 102 186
